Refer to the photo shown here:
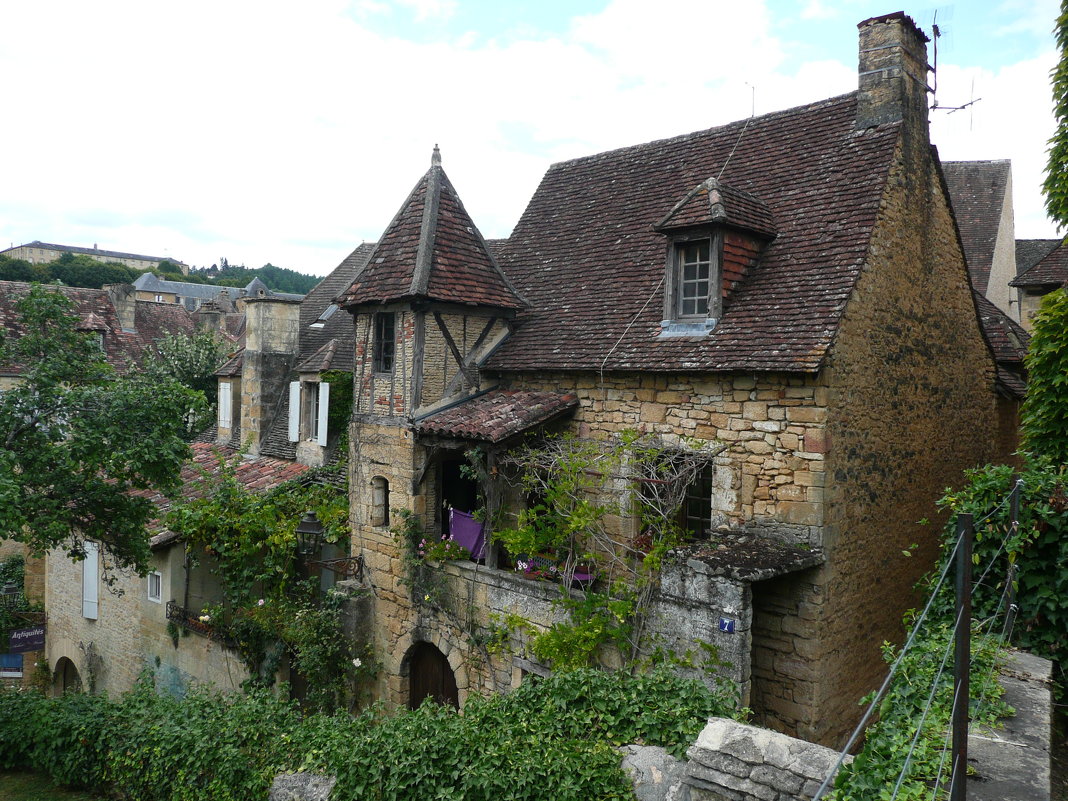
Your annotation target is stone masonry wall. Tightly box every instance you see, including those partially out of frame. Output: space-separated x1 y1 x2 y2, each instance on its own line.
812 137 1001 745
683 718 847 801
45 544 246 697
353 310 416 418
503 370 830 546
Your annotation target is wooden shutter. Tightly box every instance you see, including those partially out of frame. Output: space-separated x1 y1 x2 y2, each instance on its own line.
288 381 300 442
217 382 232 429
82 542 99 619
316 381 330 446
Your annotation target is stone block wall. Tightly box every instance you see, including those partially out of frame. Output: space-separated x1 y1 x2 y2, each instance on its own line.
44 544 246 697
503 370 830 546
748 571 823 737
353 310 416 418
683 718 846 801
810 136 1001 744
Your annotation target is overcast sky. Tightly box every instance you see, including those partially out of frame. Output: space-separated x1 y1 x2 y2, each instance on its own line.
1 0 1060 276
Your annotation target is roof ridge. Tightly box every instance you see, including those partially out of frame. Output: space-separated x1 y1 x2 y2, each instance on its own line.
544 92 860 172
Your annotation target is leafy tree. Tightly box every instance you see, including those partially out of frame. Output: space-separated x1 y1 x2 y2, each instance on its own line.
0 285 204 572
1045 2 1068 225
0 254 46 283
48 253 138 289
140 329 227 435
1021 287 1068 459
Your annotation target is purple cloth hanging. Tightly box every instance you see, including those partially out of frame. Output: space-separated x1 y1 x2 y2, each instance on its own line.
448 509 486 560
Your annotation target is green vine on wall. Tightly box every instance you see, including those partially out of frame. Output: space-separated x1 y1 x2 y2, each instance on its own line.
165 455 373 711
478 431 723 672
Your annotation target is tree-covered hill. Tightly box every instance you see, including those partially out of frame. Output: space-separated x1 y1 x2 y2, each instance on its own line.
0 253 321 295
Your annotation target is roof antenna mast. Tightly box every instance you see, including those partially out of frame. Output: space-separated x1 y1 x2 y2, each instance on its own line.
929 8 981 116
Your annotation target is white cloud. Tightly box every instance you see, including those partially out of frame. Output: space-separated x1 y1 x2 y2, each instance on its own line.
394 0 458 23
930 51 1060 237
0 0 1059 274
800 0 837 21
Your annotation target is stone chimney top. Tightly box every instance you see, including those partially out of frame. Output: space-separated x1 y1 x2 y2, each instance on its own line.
856 12 931 134
103 283 136 332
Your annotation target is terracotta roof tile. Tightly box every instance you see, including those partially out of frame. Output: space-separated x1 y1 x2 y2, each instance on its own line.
973 291 1029 401
415 389 579 443
1012 238 1068 288
655 178 776 239
942 160 1010 295
1014 238 1061 279
215 349 244 377
0 281 194 375
486 93 900 373
297 338 339 373
338 151 524 312
145 442 310 547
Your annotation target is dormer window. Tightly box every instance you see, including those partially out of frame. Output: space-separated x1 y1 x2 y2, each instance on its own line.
654 177 776 338
677 239 713 318
660 232 723 337
310 304 339 329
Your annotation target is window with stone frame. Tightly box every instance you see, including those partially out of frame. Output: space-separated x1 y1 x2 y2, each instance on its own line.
373 312 396 373
680 464 715 539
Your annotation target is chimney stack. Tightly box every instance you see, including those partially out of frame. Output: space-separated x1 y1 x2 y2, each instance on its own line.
856 12 931 134
103 283 136 332
239 297 301 455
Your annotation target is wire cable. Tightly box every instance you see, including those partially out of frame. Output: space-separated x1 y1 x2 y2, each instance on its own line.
890 607 963 800
812 532 965 800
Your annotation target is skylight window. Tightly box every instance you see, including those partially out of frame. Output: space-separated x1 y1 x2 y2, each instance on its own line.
310 304 339 329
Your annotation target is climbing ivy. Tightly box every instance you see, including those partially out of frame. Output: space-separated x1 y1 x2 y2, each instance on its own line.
164 457 369 710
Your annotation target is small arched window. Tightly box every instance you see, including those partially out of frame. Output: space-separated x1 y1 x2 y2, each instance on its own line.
371 476 390 527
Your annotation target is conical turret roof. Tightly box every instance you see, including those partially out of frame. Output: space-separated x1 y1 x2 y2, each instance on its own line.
338 147 525 311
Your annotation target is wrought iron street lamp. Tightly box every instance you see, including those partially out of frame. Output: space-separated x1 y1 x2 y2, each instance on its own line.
295 511 324 557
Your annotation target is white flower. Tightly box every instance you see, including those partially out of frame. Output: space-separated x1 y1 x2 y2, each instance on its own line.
198 614 211 623
257 599 265 606
352 658 362 669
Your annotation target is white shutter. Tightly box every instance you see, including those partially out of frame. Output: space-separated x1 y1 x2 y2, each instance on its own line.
82 542 99 619
288 381 301 442
316 381 330 446
217 382 232 429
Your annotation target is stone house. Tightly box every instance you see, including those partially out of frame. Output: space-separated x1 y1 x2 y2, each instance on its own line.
939 161 1031 453
42 442 309 697
1012 236 1068 330
133 272 304 312
335 12 1009 747
1 241 189 274
942 160 1019 320
0 280 198 687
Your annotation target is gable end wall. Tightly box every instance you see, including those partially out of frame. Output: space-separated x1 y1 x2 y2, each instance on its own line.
811 137 999 744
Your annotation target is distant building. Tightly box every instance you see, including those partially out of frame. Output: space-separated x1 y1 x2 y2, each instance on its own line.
133 272 303 312
1010 237 1066 330
2 241 188 275
942 160 1018 320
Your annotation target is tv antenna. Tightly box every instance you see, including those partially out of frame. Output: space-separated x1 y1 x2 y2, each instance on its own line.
928 8 981 120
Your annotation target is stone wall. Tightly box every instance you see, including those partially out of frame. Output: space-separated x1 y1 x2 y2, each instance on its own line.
811 136 1001 744
503 370 830 546
241 298 300 455
682 718 846 801
44 543 246 697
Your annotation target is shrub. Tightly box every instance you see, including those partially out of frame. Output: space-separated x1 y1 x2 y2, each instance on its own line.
0 666 736 800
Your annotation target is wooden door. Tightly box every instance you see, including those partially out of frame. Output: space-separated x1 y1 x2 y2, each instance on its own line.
408 642 458 709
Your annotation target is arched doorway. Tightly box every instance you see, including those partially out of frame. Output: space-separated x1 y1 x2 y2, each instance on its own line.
53 657 81 695
407 642 458 710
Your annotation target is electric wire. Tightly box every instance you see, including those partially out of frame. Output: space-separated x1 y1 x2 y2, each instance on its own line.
890 605 965 800
815 482 1020 799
